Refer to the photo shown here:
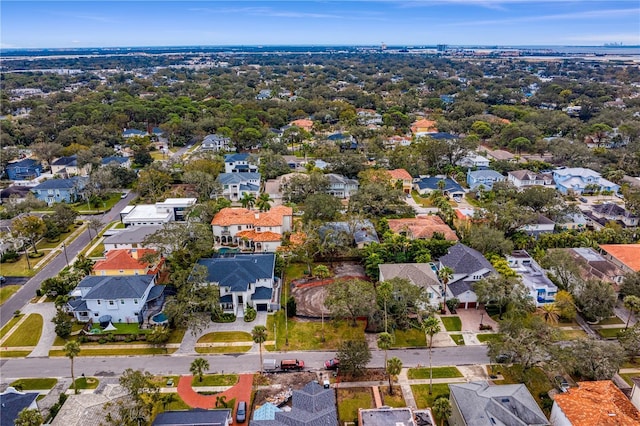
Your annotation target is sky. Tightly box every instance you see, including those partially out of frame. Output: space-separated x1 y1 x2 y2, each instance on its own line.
1 1 639 49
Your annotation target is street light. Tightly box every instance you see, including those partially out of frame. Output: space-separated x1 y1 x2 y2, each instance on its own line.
62 242 70 268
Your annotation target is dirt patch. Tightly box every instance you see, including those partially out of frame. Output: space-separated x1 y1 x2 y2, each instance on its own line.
340 368 387 383
253 371 318 406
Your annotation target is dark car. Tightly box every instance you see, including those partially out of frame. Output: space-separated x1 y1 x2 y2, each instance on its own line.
325 358 340 370
579 197 588 203
236 400 246 423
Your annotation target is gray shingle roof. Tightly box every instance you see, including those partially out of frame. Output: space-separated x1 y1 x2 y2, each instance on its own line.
75 275 155 300
439 243 495 276
51 155 78 167
379 263 440 290
225 153 251 162
32 176 86 190
152 408 231 425
251 287 273 301
217 172 261 184
103 225 163 245
197 254 275 292
449 280 474 297
0 389 39 426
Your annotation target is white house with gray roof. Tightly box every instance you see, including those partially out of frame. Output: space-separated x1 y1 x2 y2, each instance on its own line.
216 172 261 202
103 225 162 252
506 250 557 306
379 263 442 308
448 381 549 426
467 169 506 191
326 173 359 198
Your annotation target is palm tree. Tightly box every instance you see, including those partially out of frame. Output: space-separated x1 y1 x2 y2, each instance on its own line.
190 357 210 382
252 325 268 372
256 193 273 212
536 303 560 325
437 267 454 314
386 357 403 395
240 192 256 209
432 396 452 426
422 316 441 395
377 332 393 389
623 295 640 329
64 341 81 394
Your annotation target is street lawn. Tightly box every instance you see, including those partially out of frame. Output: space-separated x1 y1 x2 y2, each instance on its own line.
197 331 252 343
408 366 463 380
380 387 405 407
191 374 238 387
392 328 426 347
622 359 640 369
36 230 74 250
73 377 100 390
597 316 624 325
1 256 37 277
440 316 462 332
491 365 553 414
0 285 20 305
619 373 640 386
3 314 43 347
450 334 465 345
558 329 588 340
0 350 31 357
49 347 176 356
0 315 23 339
195 346 252 354
477 333 502 343
337 387 374 424
597 328 625 339
10 378 57 390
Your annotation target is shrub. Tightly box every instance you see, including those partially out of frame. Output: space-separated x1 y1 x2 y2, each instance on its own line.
78 335 88 343
1 250 20 263
479 324 493 331
98 338 107 344
212 313 236 323
244 306 257 322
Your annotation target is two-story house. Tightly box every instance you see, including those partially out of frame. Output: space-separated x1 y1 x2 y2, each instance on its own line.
216 172 261 202
101 156 131 169
457 154 490 169
507 170 554 189
224 153 258 173
211 206 293 252
467 169 506 191
31 177 87 206
5 159 42 181
120 198 197 227
102 225 163 252
439 243 496 309
387 169 413 194
196 253 276 316
50 155 91 177
122 128 148 139
591 203 639 227
201 134 232 152
92 248 164 277
553 167 619 195
414 176 465 200
383 135 412 150
326 173 359 199
379 263 442 309
506 250 557 306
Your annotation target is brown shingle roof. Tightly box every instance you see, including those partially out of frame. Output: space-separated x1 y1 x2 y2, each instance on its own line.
387 216 458 241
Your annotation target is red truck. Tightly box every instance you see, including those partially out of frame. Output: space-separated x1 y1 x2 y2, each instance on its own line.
280 359 305 371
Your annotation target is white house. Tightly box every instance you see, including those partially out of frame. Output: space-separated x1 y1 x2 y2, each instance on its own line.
211 206 293 252
506 250 557 306
457 154 490 169
102 225 163 252
507 170 554 189
120 198 196 227
553 167 619 195
326 173 359 199
224 153 258 173
216 172 261 202
379 263 442 309
201 134 232 152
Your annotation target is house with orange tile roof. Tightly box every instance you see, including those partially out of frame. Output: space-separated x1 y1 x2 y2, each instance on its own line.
211 206 293 252
387 168 413 194
550 381 640 426
410 118 438 136
387 215 459 241
599 244 640 273
92 248 164 277
289 118 314 132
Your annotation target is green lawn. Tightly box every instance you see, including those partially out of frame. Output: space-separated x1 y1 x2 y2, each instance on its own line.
88 243 105 258
597 328 625 339
1 256 38 277
75 193 122 214
411 383 451 421
167 328 187 344
440 316 462 332
0 315 23 339
3 314 43 347
153 393 191 414
337 387 374 424
491 365 553 414
0 285 21 305
73 376 100 390
558 329 588 340
0 350 31 357
450 334 465 345
597 316 624 325
392 328 426 347
49 347 176 356
477 333 502 343
10 378 57 390
191 374 238 387
36 229 73 249
408 367 463 380
195 346 252 354
380 387 405 407
197 331 252 343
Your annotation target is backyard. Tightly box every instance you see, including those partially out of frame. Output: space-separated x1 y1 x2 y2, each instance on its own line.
337 387 374 424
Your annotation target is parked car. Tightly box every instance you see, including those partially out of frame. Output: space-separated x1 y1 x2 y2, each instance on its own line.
236 400 246 423
0 276 6 283
324 358 340 370
579 197 588 203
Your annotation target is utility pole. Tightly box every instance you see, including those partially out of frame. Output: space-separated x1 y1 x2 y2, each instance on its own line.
62 242 70 268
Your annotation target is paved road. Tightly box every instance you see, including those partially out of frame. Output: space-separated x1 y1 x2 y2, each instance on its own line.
0 346 489 380
0 193 137 327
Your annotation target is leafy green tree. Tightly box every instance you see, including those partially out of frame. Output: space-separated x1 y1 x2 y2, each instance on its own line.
432 396 452 426
12 215 47 254
302 193 342 224
422 316 441 395
135 166 172 202
281 172 330 203
561 338 625 380
252 325 268 372
474 275 533 319
146 325 170 348
461 225 513 257
52 204 78 232
620 271 640 298
554 290 577 321
575 279 616 322
53 308 72 339
623 295 640 329
618 324 640 361
190 358 210 382
14 408 43 426
103 368 160 426
64 341 81 394
336 339 371 377
259 150 290 180
386 356 402 395
540 250 583 292
324 278 376 326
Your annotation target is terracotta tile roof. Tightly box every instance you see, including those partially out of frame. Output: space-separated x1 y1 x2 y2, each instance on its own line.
93 249 162 274
411 119 438 134
387 216 458 241
290 119 313 131
553 381 640 426
387 168 412 181
211 206 292 228
236 230 282 242
599 244 640 272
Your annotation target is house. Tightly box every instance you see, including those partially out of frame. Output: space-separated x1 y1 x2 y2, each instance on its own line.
289 118 314 132
197 253 276 316
631 377 640 412
0 186 32 204
591 203 638 227
411 118 438 136
485 149 516 162
101 156 131 168
518 214 556 237
359 407 435 426
357 108 383 126
383 135 412 150
506 250 557 306
122 128 147 139
467 169 506 191
5 158 42 180
211 206 293 252
319 220 379 248
67 275 163 325
224 153 258 173
50 155 91 177
457 154 490 169
555 212 588 231
564 247 624 286
550 381 640 426
0 387 40 426
507 170 554 189
553 168 619 195
387 168 413 194
251 380 337 426
153 409 232 426
379 263 442 308
216 172 261 202
103 225 163 252
448 381 549 426
599 244 640 273
413 177 465 199
201 134 232 152
387 216 459 241
50 385 129 426
31 177 87 206
439 243 496 309
326 173 359 199
120 198 197 227
256 89 272 100
92 248 164 277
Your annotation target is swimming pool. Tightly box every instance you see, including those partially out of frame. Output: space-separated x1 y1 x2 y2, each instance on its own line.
152 312 168 324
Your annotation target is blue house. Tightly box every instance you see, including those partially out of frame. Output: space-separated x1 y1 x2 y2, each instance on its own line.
553 167 620 195
467 169 506 190
31 177 87 206
414 176 465 198
5 159 42 180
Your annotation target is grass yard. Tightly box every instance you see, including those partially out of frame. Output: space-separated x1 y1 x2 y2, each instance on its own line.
49 347 176 356
191 374 238 387
10 378 57 390
619 373 640 386
167 328 187 344
440 316 462 332
450 334 465 345
477 333 502 344
73 377 100 390
491 365 553 414
597 316 624 325
197 331 252 343
3 314 43 347
411 383 451 419
408 367 463 380
380 387 405 407
392 328 426 347
153 393 191 414
0 315 23 339
0 350 31 358
76 193 122 214
88 243 105 258
36 230 73 250
337 387 374 424
0 285 21 305
558 329 588 340
195 346 252 354
0 256 37 277
596 328 625 339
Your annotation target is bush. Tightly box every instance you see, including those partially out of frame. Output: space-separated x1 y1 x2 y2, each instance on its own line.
28 252 44 259
212 313 236 323
244 306 257 322
98 338 107 344
479 324 493 331
1 250 20 263
78 335 88 343
286 296 297 317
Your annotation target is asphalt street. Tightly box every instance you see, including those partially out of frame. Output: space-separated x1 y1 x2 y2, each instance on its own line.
0 346 489 380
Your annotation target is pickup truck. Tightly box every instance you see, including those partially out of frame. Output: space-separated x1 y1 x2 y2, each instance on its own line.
263 358 305 372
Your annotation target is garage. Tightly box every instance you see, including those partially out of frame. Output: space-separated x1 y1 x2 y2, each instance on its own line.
256 303 269 311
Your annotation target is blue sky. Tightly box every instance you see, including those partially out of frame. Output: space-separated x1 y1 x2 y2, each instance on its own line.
1 1 639 48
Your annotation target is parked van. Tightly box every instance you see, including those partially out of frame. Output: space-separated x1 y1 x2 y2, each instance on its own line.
280 359 305 371
236 400 246 423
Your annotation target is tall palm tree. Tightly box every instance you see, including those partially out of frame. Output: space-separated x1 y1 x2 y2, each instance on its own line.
377 332 393 386
190 357 210 382
240 192 256 210
252 325 268 372
422 316 441 395
438 267 454 314
432 396 452 426
536 303 560 325
623 295 640 329
64 341 81 394
256 193 273 212
386 356 403 395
